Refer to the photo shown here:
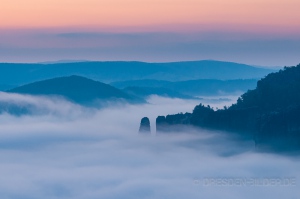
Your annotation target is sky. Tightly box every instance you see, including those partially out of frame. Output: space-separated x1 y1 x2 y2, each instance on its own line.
0 93 299 198
0 0 300 66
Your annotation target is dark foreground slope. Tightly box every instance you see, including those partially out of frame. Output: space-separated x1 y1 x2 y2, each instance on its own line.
8 75 142 105
155 64 300 152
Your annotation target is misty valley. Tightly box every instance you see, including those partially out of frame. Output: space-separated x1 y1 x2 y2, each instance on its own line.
2 0 300 198
0 61 299 198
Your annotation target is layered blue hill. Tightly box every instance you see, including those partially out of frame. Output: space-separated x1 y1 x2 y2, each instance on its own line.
0 60 275 89
7 75 142 105
113 79 258 96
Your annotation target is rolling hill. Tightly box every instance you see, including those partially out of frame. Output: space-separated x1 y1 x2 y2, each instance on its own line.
8 75 142 105
113 79 258 96
122 86 197 99
0 60 275 88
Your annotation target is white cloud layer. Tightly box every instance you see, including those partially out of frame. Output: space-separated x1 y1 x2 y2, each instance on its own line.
0 93 299 198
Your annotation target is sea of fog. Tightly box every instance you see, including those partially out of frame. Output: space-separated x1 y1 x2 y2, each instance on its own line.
0 93 299 199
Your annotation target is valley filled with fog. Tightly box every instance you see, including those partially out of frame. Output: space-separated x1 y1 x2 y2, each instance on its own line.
0 93 299 199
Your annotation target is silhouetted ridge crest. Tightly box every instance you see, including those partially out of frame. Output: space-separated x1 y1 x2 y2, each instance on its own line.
8 75 141 105
152 64 300 152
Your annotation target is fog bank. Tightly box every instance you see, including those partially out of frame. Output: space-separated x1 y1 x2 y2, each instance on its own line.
0 93 299 198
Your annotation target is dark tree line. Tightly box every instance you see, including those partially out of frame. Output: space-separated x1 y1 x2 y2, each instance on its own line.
156 64 300 151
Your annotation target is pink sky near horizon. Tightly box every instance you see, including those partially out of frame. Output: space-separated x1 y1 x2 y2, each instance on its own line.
1 0 300 34
1 0 299 65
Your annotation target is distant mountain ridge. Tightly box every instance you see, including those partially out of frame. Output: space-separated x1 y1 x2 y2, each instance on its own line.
0 60 275 87
113 79 258 96
8 75 142 105
122 86 197 99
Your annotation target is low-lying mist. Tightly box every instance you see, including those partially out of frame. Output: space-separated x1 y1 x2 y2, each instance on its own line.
0 93 299 199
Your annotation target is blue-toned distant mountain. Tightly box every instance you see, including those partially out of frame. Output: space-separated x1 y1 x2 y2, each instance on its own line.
113 79 258 96
0 60 275 88
122 86 197 99
7 75 143 105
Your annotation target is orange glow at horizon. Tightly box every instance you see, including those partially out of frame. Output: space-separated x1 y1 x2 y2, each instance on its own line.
1 0 300 33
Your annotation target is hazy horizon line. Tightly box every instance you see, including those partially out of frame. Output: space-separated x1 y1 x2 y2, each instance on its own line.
0 59 284 68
